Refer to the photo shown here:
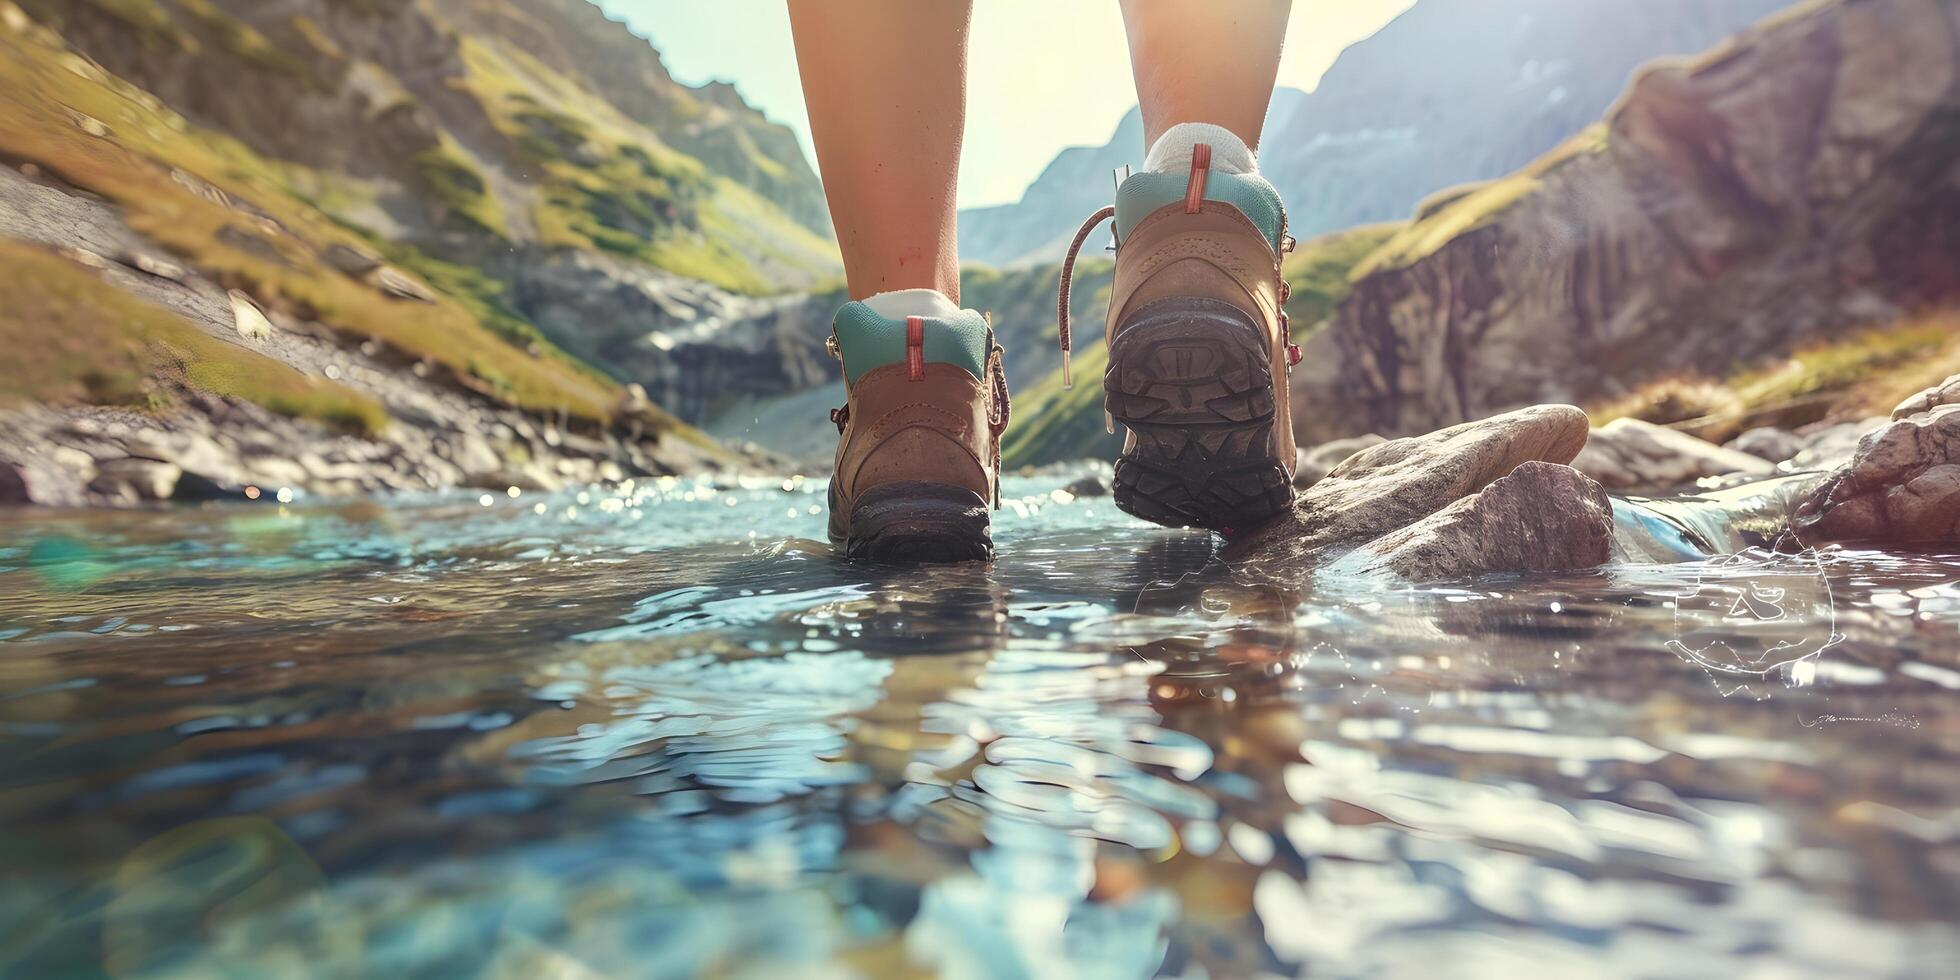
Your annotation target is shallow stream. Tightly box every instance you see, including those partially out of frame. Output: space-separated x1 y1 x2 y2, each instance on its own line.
2 472 1957 976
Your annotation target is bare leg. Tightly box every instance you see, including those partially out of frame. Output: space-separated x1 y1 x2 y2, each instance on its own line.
1120 0 1292 151
788 0 970 302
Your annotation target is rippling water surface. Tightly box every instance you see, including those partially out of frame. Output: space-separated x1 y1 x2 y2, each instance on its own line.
2 472 1958 977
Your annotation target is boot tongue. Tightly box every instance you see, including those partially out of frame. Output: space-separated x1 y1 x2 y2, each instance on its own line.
832 294 991 385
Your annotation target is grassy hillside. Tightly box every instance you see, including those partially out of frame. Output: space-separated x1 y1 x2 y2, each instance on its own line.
0 240 388 433
0 18 621 421
0 0 837 446
1590 309 1960 440
1282 222 1405 336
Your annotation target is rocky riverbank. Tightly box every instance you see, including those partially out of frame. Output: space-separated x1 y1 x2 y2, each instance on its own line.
1241 373 1960 581
0 165 747 508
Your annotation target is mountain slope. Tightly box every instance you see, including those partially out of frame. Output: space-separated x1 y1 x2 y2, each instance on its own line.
957 0 1793 268
0 0 822 502
1294 0 1960 442
16 0 836 293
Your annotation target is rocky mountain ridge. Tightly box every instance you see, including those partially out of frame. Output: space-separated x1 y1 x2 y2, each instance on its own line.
957 0 1794 268
1293 0 1960 443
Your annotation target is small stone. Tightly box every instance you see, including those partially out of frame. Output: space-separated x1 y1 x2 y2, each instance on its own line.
1791 376 1960 545
617 383 652 415
321 243 383 277
58 246 110 271
69 111 109 138
1063 473 1111 498
122 251 187 282
1892 372 1960 420
365 265 436 303
1726 426 1804 464
228 291 276 341
1573 417 1776 491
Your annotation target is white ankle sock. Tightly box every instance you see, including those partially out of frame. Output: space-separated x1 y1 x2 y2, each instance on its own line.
1144 122 1257 176
861 287 963 319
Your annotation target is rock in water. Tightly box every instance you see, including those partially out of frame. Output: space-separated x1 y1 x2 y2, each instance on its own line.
1792 376 1960 545
1338 461 1614 580
1574 418 1776 491
1063 473 1112 499
1231 404 1591 564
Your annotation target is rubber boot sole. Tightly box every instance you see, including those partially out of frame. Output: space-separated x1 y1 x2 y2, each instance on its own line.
1105 297 1294 534
843 481 994 563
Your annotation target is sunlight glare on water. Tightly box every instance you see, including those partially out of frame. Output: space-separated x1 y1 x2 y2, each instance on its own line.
1 471 1957 977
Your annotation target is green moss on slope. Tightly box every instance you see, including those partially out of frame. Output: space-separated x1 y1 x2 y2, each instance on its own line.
0 241 389 434
1282 222 1405 337
0 22 618 422
1000 339 1119 470
412 141 508 238
1355 124 1609 279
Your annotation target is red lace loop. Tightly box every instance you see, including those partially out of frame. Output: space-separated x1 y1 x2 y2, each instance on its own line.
988 345 1011 436
1056 205 1116 388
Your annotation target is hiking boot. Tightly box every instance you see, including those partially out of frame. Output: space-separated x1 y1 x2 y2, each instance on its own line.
825 291 1010 562
1058 127 1298 534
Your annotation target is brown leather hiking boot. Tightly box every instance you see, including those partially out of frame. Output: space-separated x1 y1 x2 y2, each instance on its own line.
1059 141 1298 534
825 300 1009 562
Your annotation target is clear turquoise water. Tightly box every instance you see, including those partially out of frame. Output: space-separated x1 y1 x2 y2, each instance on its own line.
1 473 1957 977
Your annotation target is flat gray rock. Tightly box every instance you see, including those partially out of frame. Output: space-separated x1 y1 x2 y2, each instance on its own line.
1337 461 1615 581
1232 404 1591 565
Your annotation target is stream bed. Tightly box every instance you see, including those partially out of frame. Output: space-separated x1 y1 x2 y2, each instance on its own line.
2 472 1957 977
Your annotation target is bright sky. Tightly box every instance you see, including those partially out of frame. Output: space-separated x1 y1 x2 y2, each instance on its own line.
593 1 1416 210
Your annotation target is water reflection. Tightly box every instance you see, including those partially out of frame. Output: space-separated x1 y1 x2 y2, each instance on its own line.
0 474 1956 976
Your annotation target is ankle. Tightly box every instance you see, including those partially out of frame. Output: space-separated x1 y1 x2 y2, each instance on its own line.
860 287 963 320
1144 122 1257 176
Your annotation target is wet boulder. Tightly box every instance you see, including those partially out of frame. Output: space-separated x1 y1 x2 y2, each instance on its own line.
1231 404 1592 567
1791 376 1960 545
1336 461 1615 580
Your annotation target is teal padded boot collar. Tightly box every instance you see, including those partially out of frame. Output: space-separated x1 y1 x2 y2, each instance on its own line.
1113 169 1286 252
830 302 993 385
